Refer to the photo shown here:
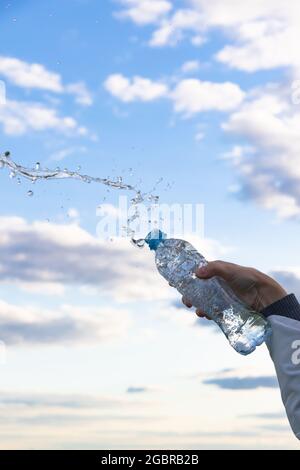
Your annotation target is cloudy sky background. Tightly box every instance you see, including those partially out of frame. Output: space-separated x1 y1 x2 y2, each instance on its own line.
0 0 300 449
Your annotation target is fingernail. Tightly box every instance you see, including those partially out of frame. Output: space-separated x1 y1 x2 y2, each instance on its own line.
197 266 207 276
182 297 192 308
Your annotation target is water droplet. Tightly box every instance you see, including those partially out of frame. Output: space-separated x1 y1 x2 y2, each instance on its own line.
131 238 145 249
27 190 34 197
35 162 40 170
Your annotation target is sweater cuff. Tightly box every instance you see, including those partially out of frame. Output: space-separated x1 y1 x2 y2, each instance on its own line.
261 294 300 321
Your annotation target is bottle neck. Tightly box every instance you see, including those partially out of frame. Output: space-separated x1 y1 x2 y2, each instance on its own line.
147 238 164 251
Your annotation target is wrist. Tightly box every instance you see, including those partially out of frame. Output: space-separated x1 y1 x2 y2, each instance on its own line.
261 293 300 321
258 274 287 311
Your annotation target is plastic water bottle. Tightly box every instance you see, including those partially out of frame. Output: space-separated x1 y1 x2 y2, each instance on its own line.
145 230 271 355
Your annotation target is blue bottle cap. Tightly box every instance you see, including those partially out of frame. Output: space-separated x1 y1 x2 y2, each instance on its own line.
145 229 167 251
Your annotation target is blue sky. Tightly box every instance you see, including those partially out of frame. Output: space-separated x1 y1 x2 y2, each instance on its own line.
0 0 300 449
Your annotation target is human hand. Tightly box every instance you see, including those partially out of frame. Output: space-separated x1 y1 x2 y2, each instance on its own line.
182 260 287 319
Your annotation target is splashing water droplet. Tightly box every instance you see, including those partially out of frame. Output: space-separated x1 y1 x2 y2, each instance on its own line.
0 151 165 243
131 238 146 249
27 190 34 197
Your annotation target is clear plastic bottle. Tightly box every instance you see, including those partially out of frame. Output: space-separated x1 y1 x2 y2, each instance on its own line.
145 230 271 355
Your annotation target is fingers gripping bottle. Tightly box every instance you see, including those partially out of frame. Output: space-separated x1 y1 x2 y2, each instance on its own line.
145 230 271 355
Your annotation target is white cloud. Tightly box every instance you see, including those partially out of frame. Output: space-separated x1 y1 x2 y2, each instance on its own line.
104 74 245 115
65 81 93 106
149 21 177 47
0 56 63 92
171 79 245 115
222 86 300 219
0 216 168 302
19 282 66 296
67 208 80 220
150 9 204 47
0 99 87 136
116 0 172 25
181 60 201 74
270 268 300 299
0 298 130 346
191 0 284 27
198 0 300 73
191 34 206 46
0 60 92 136
104 74 168 102
115 2 206 47
216 20 300 72
110 2 300 219
0 389 159 449
115 0 300 75
193 0 300 73
0 56 92 105
49 146 87 161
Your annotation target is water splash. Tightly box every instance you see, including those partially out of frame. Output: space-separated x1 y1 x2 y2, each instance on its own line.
0 151 161 244
131 238 146 249
0 151 136 190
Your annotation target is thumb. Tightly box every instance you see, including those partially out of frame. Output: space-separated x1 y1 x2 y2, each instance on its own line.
196 260 238 283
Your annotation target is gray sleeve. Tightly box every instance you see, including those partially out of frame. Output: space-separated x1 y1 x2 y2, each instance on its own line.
262 295 300 439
